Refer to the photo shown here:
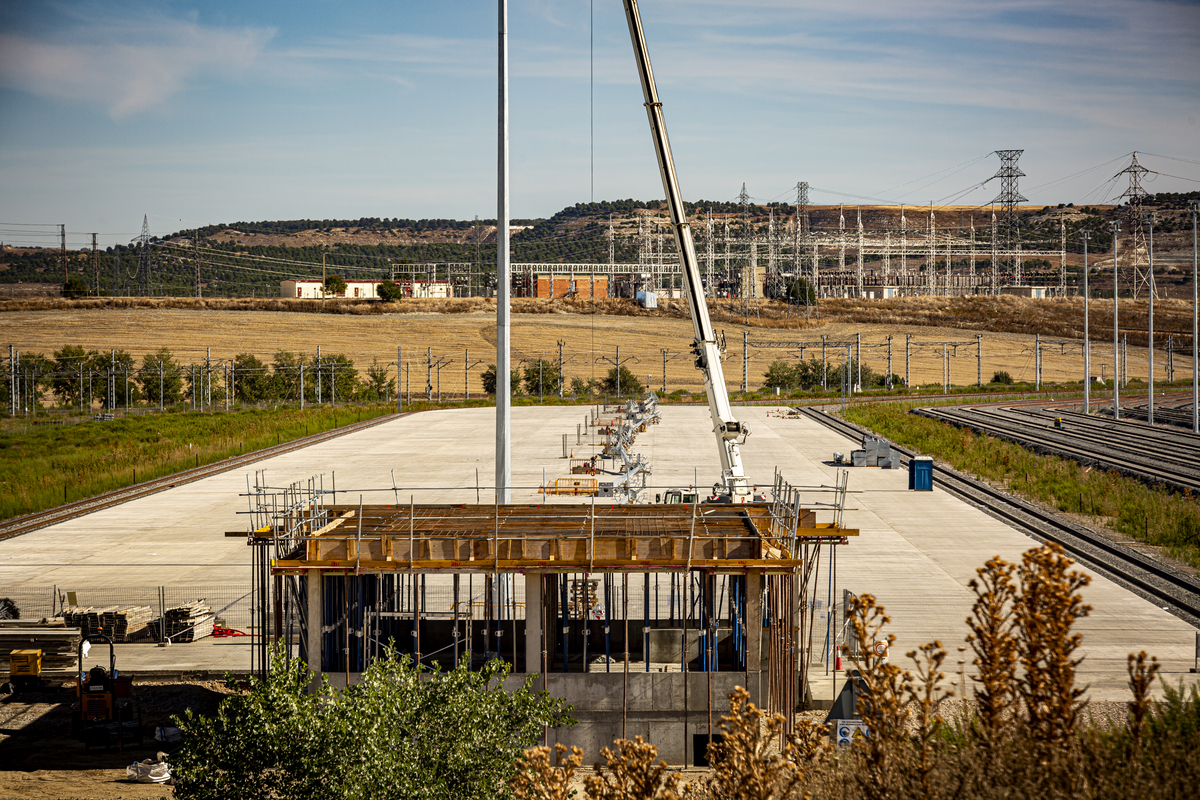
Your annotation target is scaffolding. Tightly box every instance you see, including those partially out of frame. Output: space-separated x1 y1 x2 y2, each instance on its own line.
235 467 856 759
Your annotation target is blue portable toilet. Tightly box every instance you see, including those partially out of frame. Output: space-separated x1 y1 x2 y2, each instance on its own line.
909 456 933 491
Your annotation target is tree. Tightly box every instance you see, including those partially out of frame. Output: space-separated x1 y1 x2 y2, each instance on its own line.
139 348 183 406
522 359 558 398
62 276 88 299
171 647 574 800
600 365 643 398
50 344 97 408
233 353 271 404
363 358 394 401
324 274 347 296
270 351 309 401
84 349 136 409
377 280 403 302
569 376 592 397
481 364 521 396
762 359 799 390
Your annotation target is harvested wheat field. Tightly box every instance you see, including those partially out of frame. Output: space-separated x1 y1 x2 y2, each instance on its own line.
1 295 1193 395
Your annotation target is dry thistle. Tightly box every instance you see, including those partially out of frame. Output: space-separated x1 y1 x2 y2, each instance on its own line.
903 641 953 800
1014 543 1091 745
965 556 1018 741
1126 650 1160 756
703 686 807 800
584 737 682 800
512 743 585 800
845 593 906 800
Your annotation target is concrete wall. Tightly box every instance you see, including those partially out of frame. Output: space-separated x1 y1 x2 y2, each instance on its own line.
507 671 762 765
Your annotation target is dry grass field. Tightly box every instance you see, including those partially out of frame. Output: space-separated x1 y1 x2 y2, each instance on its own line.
2 295 1193 396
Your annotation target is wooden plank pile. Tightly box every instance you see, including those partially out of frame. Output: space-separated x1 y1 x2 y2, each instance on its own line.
149 600 214 643
102 606 154 642
60 605 153 642
0 619 80 673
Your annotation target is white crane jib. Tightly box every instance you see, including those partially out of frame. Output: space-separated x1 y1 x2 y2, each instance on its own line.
622 0 754 503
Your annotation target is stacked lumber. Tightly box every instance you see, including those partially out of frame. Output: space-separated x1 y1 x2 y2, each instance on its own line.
150 600 214 643
0 620 81 673
61 606 116 638
101 606 154 643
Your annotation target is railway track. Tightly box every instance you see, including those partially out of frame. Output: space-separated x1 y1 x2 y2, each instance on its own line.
0 410 410 543
798 406 1200 628
913 404 1200 494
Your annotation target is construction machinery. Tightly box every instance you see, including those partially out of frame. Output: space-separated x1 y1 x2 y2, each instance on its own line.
623 0 763 504
72 633 142 750
7 648 43 692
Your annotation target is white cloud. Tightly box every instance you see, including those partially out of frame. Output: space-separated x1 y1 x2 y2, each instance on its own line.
0 14 275 117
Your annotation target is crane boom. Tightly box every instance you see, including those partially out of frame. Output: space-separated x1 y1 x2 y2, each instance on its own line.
622 0 754 503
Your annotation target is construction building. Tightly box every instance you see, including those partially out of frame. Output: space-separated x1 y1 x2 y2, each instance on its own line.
243 465 854 765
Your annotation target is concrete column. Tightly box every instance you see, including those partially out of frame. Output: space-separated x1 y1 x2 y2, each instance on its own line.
306 571 322 675
525 573 542 675
745 571 765 674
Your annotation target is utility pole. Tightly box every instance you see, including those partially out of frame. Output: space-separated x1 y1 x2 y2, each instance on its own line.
397 346 403 412
91 234 99 296
1192 200 1199 434
558 340 565 398
905 334 912 390
821 335 828 390
195 229 202 297
464 349 484 401
1035 334 1041 391
976 333 982 388
427 347 434 402
855 332 861 392
1112 220 1121 420
886 335 893 390
60 224 67 287
1147 212 1156 424
661 348 668 394
1082 230 1091 414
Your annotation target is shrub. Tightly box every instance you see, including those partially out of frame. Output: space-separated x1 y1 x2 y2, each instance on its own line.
991 370 1014 385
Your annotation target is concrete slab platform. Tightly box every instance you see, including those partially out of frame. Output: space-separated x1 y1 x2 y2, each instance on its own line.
2 404 1196 698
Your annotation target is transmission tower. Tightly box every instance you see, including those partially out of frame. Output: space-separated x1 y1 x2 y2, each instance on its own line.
1114 152 1157 299
988 150 1026 285
137 214 152 296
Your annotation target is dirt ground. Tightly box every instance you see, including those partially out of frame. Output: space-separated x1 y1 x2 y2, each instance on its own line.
1 306 1189 397
0 678 236 799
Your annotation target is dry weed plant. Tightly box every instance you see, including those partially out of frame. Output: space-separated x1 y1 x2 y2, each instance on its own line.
697 686 828 800
1125 650 1159 756
844 593 906 800
513 743 585 800
584 737 682 800
902 641 953 800
1013 543 1091 746
965 556 1018 744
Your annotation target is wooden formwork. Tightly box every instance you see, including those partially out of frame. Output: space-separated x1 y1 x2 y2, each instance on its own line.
271 502 855 575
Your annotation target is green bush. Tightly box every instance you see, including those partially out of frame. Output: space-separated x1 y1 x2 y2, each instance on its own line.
173 648 574 800
992 370 1014 385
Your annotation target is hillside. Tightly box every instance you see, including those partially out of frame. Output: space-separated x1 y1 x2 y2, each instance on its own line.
1 193 1197 298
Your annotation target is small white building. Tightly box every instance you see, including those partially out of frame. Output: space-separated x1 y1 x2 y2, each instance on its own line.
280 279 453 299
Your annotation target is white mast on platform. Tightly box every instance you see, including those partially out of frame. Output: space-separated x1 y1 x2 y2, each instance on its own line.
495 0 511 503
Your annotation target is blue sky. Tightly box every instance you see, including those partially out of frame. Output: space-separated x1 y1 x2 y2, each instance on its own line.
1 0 1198 249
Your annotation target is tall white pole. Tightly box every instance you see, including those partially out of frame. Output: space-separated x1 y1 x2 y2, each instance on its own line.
1082 231 1091 414
495 0 512 503
1112 220 1121 420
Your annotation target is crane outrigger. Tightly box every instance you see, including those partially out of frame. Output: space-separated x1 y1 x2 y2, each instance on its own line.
622 0 759 503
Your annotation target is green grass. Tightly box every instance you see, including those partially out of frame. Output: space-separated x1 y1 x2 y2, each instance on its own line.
0 404 402 522
841 401 1200 569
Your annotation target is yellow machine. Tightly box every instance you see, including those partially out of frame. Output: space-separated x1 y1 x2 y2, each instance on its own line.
8 649 42 691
